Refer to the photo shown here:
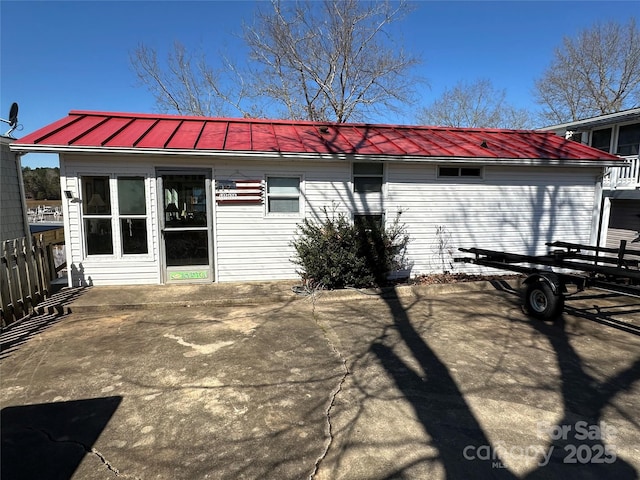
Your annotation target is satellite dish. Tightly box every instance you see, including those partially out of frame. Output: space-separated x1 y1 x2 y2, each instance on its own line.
8 102 18 126
1 102 19 137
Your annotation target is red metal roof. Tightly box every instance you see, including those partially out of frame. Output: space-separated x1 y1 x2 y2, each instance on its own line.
13 110 624 163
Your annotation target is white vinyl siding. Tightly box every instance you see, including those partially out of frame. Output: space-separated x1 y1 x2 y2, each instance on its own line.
214 162 358 282
214 166 304 281
386 164 601 276
60 153 603 285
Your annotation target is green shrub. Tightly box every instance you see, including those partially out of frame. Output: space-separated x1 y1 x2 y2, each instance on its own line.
291 208 410 289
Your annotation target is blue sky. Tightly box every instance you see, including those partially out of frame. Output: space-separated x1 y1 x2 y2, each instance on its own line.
1 0 637 168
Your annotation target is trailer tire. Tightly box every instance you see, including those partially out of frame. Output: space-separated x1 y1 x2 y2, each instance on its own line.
524 281 564 320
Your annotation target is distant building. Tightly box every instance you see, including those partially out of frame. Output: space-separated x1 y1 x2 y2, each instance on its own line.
541 108 640 249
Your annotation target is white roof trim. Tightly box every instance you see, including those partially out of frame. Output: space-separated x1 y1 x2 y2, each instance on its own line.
9 143 623 168
539 108 640 131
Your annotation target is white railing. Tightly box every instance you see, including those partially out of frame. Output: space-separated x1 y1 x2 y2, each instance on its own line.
603 156 640 190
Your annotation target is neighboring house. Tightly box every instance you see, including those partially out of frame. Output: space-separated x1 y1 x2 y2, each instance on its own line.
1 135 30 242
541 108 640 250
10 110 623 287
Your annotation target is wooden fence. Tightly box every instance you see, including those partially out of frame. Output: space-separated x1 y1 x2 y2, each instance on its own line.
1 234 60 328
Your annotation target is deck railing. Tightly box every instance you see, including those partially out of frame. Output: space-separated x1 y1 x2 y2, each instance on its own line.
603 156 640 190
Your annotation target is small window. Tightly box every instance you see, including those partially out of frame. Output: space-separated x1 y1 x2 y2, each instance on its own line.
83 176 111 215
84 219 113 255
617 123 640 156
82 176 113 255
438 166 482 178
591 128 612 153
353 163 383 193
566 131 583 143
354 214 384 232
118 177 148 255
267 176 300 213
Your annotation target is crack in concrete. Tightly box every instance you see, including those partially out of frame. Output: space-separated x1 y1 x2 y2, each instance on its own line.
308 293 350 480
30 427 142 479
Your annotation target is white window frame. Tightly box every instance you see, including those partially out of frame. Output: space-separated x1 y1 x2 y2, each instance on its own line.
437 166 484 179
615 121 640 157
81 175 114 258
117 176 150 256
353 162 384 193
590 127 614 153
265 175 303 216
79 173 153 260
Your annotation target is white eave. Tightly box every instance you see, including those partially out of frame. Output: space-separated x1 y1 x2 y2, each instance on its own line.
539 108 640 132
9 142 625 168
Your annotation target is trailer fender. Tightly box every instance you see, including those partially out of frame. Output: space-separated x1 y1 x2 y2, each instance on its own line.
523 273 563 295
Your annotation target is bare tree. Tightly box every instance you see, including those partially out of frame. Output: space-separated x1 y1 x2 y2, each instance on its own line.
417 78 533 129
130 0 421 122
130 42 254 118
535 18 640 124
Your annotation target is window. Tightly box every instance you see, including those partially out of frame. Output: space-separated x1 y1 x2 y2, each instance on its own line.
617 123 640 156
81 175 149 257
118 177 148 255
267 176 300 213
354 214 384 232
566 131 583 143
438 166 482 178
353 163 383 193
591 128 612 153
82 176 113 255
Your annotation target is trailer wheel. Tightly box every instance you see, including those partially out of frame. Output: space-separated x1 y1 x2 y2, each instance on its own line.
524 281 564 320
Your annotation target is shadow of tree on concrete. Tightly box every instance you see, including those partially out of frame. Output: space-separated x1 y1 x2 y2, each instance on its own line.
522 312 639 479
314 283 640 479
371 289 517 479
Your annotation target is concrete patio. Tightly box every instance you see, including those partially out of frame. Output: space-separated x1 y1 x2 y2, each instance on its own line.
1 281 639 479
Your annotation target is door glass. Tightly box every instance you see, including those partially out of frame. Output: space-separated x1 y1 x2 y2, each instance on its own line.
161 174 209 271
164 231 209 266
163 175 207 227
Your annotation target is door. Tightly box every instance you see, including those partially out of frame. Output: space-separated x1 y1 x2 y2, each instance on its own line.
158 171 213 283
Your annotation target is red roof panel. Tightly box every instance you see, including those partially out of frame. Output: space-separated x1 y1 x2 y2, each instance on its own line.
103 118 157 147
196 121 227 150
23 115 83 144
270 123 304 152
39 115 108 146
12 110 624 164
376 128 425 156
135 119 180 148
335 126 385 155
250 123 279 152
165 120 205 149
401 129 456 157
224 122 251 150
294 125 333 154
73 117 132 146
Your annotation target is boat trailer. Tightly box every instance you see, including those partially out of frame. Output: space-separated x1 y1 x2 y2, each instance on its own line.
455 240 640 320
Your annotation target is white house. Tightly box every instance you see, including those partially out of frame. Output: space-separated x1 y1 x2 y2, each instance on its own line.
541 108 640 250
10 111 624 287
